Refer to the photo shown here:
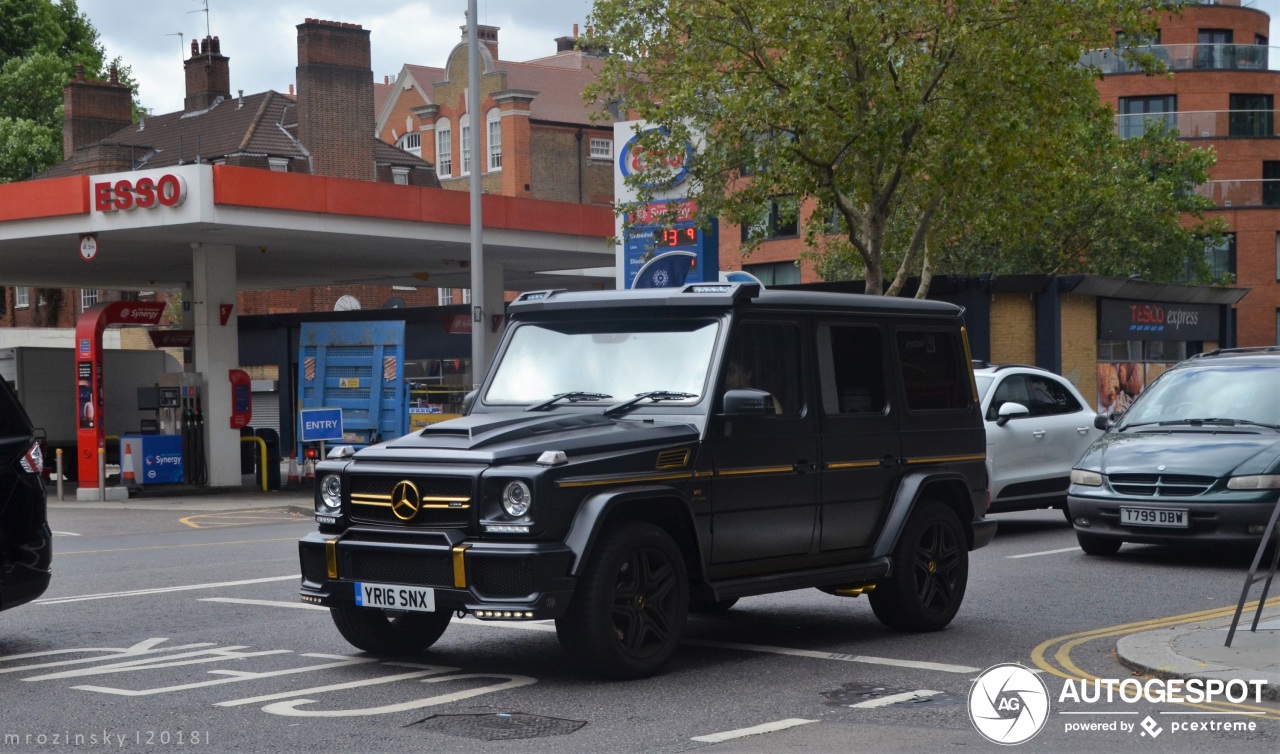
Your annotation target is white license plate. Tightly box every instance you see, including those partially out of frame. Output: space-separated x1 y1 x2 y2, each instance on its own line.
354 582 436 612
1120 507 1188 528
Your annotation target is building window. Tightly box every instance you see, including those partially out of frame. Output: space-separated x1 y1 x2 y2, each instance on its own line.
1228 94 1273 137
590 138 612 160
743 261 801 286
438 288 453 306
460 113 471 176
268 157 289 172
1275 232 1280 281
391 167 410 185
436 118 452 178
396 132 421 156
1197 29 1233 69
80 289 99 310
1276 310 1280 347
741 197 800 242
1204 234 1236 282
1118 95 1175 139
486 109 502 171
1265 162 1280 207
15 287 28 308
462 289 472 305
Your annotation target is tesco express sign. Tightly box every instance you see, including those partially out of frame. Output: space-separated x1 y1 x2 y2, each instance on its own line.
93 174 187 212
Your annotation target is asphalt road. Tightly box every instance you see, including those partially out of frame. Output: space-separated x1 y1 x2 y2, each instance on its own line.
0 503 1275 753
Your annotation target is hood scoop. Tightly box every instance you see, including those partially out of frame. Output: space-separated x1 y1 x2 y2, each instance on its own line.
415 412 616 448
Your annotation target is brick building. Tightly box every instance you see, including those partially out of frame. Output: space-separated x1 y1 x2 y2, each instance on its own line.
374 24 617 304
0 19 441 328
1092 0 1280 347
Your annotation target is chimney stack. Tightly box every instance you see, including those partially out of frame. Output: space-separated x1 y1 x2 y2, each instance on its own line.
296 19 374 179
62 63 133 159
184 35 231 111
460 24 500 61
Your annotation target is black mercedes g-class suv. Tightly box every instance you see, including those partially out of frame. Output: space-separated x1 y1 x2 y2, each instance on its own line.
299 283 995 678
1 377 52 613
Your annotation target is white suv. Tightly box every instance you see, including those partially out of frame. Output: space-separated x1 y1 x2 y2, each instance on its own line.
973 363 1103 518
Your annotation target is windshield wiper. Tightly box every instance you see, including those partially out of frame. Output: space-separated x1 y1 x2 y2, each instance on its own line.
525 392 612 412
603 391 699 417
1155 417 1280 430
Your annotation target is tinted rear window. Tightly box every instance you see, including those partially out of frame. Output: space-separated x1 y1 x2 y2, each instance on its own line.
896 330 972 411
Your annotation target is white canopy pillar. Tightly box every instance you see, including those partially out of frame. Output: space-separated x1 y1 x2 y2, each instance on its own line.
191 242 241 487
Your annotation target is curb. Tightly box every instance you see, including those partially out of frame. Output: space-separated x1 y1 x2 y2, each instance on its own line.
1116 623 1280 702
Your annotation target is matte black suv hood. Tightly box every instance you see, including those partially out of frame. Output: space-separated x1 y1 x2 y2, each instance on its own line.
1081 431 1280 478
368 411 699 462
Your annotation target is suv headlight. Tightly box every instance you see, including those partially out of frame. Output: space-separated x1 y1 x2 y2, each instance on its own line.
1070 469 1103 487
502 480 532 517
318 474 343 513
1227 475 1280 490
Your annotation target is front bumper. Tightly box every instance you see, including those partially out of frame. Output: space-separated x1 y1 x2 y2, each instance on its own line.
1068 494 1276 546
298 530 577 620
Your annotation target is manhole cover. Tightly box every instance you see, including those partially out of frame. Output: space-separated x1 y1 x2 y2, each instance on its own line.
412 713 586 741
823 682 965 708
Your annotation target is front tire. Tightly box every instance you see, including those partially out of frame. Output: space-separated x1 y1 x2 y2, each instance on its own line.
330 603 452 655
1076 531 1122 556
556 522 689 680
869 500 968 632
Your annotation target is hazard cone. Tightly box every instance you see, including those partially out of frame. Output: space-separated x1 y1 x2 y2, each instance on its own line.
286 453 300 489
121 442 136 486
303 456 315 487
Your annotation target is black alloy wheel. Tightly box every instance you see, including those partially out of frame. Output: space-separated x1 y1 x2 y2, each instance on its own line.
870 500 968 632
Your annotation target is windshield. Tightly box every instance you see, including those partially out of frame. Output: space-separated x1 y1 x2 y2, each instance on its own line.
1119 364 1280 428
484 319 719 407
974 375 994 400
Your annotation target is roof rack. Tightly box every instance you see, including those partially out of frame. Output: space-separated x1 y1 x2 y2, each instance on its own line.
1189 346 1280 360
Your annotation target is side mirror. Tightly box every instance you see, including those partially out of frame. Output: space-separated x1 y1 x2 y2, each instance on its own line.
461 389 478 415
1094 413 1112 431
995 401 1029 427
721 388 776 416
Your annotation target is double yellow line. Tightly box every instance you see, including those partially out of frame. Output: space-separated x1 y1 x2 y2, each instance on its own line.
1032 597 1280 720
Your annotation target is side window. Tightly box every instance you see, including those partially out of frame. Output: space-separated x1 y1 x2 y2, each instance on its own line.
822 324 886 414
987 375 1032 421
723 321 804 417
1027 376 1082 417
896 329 971 411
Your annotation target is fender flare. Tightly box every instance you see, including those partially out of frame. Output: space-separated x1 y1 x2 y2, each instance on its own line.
562 485 699 575
872 470 977 561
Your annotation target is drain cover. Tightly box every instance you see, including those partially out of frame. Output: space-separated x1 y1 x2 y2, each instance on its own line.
412 713 586 741
823 682 965 708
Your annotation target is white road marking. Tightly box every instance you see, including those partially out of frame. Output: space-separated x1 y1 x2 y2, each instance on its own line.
1007 546 1080 559
846 689 942 708
52 531 81 536
200 597 978 673
683 639 979 673
200 597 326 611
34 575 298 605
691 718 817 743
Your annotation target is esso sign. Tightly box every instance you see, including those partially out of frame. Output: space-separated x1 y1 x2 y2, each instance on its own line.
618 128 692 189
93 174 187 212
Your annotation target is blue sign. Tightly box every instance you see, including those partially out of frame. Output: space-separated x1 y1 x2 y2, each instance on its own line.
300 407 344 443
623 200 719 289
139 434 184 485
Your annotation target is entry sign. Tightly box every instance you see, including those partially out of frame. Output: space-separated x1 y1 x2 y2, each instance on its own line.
300 407 344 443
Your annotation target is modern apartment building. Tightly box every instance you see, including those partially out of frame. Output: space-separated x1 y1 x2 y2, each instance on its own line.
1087 0 1278 345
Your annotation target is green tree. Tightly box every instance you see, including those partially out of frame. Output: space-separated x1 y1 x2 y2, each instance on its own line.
588 0 1210 295
0 0 137 183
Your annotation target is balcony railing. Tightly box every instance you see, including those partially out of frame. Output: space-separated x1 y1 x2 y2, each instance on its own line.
1116 109 1278 138
1194 179 1280 208
1083 44 1275 74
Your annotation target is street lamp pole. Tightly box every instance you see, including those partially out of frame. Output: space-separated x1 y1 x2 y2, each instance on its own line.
467 0 487 387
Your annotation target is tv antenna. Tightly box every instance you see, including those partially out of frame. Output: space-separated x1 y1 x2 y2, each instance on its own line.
165 32 184 61
189 0 211 44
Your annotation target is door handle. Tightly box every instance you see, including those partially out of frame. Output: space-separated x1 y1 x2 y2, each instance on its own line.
793 460 817 473
879 455 901 468
1032 430 1046 439
1076 427 1089 434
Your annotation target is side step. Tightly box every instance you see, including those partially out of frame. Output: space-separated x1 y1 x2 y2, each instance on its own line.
704 558 890 601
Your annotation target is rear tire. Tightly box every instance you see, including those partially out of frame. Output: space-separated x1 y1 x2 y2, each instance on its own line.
1076 532 1122 556
869 500 968 632
330 603 452 655
556 522 689 680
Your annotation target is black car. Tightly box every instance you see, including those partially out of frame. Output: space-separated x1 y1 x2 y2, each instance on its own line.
0 378 52 611
299 283 995 678
1068 347 1280 555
